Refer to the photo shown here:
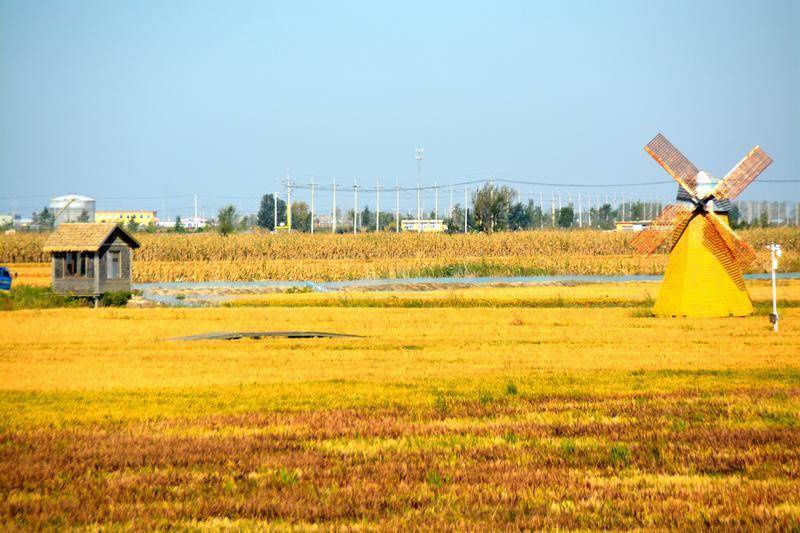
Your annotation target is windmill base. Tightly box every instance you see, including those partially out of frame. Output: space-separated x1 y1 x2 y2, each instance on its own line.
652 214 753 318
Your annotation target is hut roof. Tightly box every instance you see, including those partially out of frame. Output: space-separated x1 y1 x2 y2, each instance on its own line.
43 223 140 252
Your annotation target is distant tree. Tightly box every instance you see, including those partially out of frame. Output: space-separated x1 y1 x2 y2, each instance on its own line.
472 183 516 233
77 209 91 223
629 202 645 221
126 219 139 232
32 207 55 231
445 204 467 233
557 206 575 229
257 194 287 230
144 222 157 233
508 201 530 230
591 204 617 230
757 207 769 228
291 202 311 232
360 206 374 232
527 202 545 229
377 211 395 231
217 205 238 236
239 213 258 231
174 215 185 233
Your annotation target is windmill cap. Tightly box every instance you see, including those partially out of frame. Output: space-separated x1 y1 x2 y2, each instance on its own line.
694 170 717 184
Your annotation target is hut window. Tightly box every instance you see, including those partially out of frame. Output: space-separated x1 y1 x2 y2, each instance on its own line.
108 251 121 279
65 252 78 276
64 252 90 277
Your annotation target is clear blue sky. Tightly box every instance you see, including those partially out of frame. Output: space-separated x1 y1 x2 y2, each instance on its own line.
1 0 797 217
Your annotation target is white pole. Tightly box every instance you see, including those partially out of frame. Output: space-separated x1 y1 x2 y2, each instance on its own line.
578 193 583 228
416 184 421 232
376 180 380 232
310 179 315 234
332 180 337 234
449 185 453 219
286 177 292 232
434 181 439 220
415 148 423 232
464 185 468 233
353 182 358 234
539 191 543 229
395 185 400 232
194 194 198 227
769 243 781 332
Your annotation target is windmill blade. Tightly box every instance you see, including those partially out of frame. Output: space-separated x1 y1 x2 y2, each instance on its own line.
631 203 692 254
701 217 748 291
704 212 757 269
669 208 694 249
644 134 700 198
711 146 772 201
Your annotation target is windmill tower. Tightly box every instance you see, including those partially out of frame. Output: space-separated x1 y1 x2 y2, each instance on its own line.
632 134 772 317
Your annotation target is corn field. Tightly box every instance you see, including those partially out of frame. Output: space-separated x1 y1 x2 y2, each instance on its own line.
1 228 797 282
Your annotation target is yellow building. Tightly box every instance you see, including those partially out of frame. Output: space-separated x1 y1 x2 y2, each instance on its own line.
95 211 158 225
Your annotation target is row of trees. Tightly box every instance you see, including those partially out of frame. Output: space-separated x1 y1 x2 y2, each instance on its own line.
18 184 776 236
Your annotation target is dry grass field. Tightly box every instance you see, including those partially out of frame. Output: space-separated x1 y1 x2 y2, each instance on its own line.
2 283 799 529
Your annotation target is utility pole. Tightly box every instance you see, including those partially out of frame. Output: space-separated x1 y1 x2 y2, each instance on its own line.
434 181 439 220
286 176 292 232
376 180 380 231
332 180 337 234
310 178 315 234
551 193 556 227
415 148 423 232
194 194 198 226
273 192 278 230
395 184 400 232
768 243 782 332
464 184 468 233
353 182 358 234
578 193 583 228
489 178 494 233
539 191 544 229
449 185 453 219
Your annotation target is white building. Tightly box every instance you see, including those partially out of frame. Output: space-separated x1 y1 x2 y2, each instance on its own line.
50 194 96 226
183 216 208 229
401 219 445 233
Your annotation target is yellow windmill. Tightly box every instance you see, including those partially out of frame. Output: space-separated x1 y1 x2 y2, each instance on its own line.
632 133 772 317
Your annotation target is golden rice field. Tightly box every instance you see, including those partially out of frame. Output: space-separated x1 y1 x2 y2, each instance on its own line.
1 227 798 282
2 282 800 529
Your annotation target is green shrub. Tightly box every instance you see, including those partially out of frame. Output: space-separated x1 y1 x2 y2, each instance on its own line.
505 381 518 396
610 443 631 467
100 291 132 307
0 286 86 311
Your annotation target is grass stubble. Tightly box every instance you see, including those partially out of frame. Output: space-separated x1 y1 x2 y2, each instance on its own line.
1 282 799 529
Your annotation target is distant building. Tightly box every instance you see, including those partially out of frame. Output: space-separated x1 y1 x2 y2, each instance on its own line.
95 210 157 225
615 220 651 232
50 194 96 226
182 216 207 229
401 219 445 233
315 214 334 228
156 218 177 229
